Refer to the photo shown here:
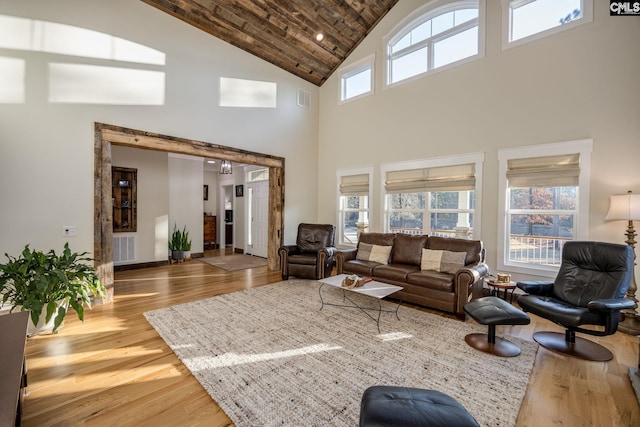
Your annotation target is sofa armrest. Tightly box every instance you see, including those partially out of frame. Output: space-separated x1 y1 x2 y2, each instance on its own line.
278 245 300 279
588 298 636 313
335 249 358 274
454 262 489 314
516 281 554 296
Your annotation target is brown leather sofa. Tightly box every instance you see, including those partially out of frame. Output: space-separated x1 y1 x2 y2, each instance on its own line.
335 233 488 319
279 223 336 280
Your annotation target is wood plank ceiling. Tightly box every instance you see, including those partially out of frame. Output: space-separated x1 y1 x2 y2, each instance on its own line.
141 0 399 86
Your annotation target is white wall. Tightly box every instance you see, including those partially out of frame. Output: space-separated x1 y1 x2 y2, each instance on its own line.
318 1 640 279
0 0 319 258
168 154 203 256
112 146 169 264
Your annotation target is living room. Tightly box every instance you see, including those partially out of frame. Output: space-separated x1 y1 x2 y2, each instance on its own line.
0 0 639 425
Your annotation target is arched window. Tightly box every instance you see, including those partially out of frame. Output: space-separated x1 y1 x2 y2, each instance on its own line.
386 0 484 86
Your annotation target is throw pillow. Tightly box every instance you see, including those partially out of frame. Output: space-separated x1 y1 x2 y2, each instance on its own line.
357 243 392 265
421 249 467 274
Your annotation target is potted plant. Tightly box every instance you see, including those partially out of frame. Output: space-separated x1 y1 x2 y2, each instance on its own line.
169 223 191 260
0 243 106 335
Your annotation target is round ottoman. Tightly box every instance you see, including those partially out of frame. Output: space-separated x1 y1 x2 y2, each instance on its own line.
463 296 530 357
359 386 479 427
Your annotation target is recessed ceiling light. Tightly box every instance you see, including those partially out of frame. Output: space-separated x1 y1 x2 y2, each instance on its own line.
315 33 324 42
207 160 216 164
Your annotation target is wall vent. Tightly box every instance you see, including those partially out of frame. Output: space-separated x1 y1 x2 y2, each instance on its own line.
113 235 135 264
297 88 310 108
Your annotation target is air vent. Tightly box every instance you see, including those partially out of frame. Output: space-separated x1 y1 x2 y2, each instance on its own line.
297 88 310 108
113 235 135 263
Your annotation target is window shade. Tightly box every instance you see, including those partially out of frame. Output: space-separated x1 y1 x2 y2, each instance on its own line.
507 154 579 188
340 174 369 196
385 164 475 193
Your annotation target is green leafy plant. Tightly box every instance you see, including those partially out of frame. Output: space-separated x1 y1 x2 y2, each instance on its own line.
0 243 106 333
168 223 191 252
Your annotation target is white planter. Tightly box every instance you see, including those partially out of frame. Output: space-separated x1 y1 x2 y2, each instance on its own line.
24 301 68 336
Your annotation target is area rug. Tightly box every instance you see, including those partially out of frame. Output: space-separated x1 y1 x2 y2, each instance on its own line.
144 280 537 427
197 254 267 271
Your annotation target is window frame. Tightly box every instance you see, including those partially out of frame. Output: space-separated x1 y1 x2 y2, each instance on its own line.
336 167 374 247
338 54 375 104
501 0 593 50
383 0 486 88
380 153 484 238
497 139 593 277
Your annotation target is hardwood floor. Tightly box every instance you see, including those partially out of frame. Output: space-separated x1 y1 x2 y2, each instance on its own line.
21 252 640 426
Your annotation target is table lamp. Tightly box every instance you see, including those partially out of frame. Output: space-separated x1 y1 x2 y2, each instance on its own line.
605 190 640 335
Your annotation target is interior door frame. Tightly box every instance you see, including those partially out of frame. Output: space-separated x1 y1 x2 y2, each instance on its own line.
247 178 269 258
94 122 285 301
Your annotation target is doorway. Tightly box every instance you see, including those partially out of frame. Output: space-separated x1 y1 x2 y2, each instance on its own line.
94 123 285 301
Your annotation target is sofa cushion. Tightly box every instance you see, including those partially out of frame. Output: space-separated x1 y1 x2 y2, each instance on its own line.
391 234 428 266
421 249 466 274
407 270 455 292
357 243 392 265
358 232 396 246
374 264 420 282
343 260 379 276
427 236 483 266
296 223 335 252
288 253 320 266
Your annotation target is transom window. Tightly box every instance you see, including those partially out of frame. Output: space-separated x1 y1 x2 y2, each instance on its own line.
339 54 374 103
504 0 593 47
386 1 483 85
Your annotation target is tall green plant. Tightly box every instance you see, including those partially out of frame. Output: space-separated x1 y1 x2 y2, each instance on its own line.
169 223 191 251
0 243 106 333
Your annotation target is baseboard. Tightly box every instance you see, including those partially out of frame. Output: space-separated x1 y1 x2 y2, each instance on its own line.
234 248 244 254
115 260 168 271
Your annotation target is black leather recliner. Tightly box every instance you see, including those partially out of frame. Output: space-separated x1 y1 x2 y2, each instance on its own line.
278 223 336 280
517 240 635 361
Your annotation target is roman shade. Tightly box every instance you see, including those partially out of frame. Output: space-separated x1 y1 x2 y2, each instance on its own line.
339 174 369 196
507 154 579 188
385 164 475 193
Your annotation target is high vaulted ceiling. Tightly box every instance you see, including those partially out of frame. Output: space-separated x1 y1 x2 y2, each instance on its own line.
141 0 399 86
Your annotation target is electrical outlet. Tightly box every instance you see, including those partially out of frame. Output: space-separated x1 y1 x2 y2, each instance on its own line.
62 226 77 237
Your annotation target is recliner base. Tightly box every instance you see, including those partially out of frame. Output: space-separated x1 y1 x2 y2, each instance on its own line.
533 331 613 361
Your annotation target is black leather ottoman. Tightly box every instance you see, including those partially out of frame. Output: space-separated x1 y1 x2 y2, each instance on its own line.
359 386 479 427
463 296 530 357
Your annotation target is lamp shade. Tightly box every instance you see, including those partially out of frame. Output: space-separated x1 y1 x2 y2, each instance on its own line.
219 160 232 174
605 192 640 221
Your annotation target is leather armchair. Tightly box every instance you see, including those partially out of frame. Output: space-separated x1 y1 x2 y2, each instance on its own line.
278 223 336 280
517 241 635 361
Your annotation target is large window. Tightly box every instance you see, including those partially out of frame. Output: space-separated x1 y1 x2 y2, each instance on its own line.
337 169 372 246
386 191 475 238
386 0 484 86
503 0 593 48
383 157 483 239
498 140 592 275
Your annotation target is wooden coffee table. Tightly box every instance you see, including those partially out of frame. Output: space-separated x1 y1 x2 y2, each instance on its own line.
318 274 402 332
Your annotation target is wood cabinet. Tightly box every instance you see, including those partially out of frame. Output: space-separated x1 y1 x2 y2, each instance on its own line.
112 167 137 233
204 215 217 249
0 311 29 427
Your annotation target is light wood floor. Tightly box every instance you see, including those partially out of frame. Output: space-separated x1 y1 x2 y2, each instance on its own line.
21 251 640 426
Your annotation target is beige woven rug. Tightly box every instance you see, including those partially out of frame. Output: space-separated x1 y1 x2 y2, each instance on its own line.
197 254 267 271
144 280 537 427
